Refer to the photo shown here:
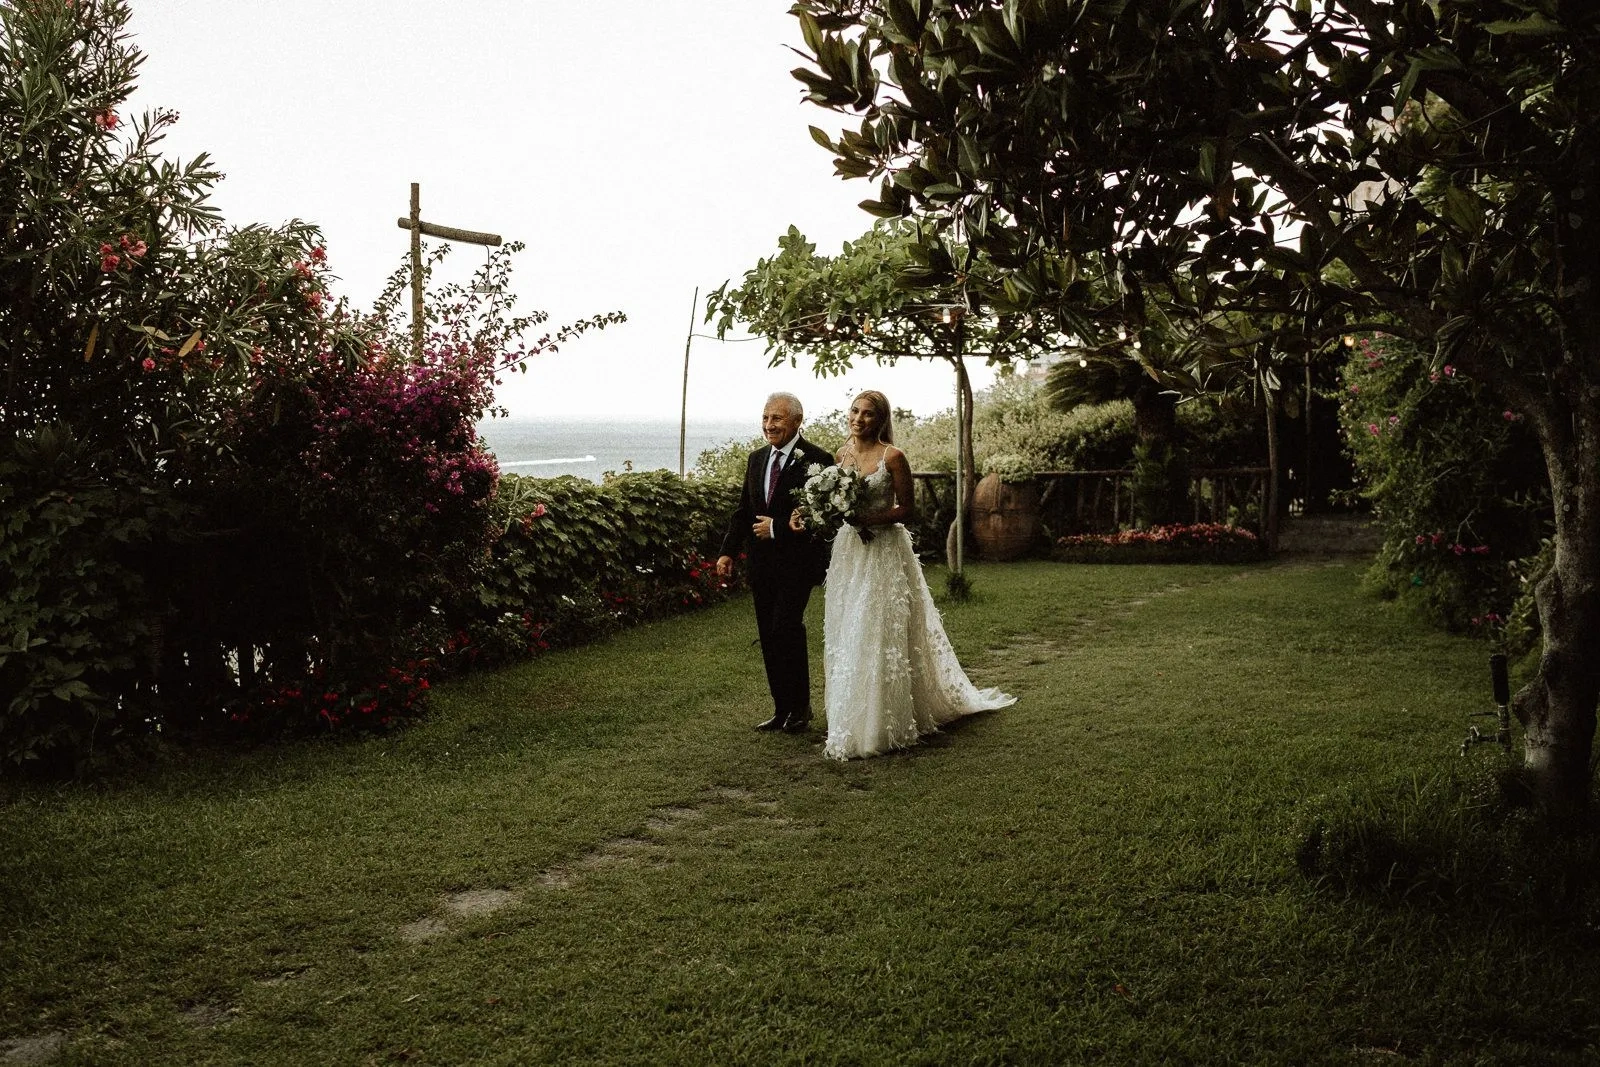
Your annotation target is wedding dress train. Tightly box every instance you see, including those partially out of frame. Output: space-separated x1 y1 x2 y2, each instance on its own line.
822 459 1015 760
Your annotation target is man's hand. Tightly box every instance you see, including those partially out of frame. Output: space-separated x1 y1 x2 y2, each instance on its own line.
715 554 734 578
753 515 775 540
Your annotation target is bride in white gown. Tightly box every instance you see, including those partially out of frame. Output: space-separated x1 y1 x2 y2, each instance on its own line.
798 390 1015 760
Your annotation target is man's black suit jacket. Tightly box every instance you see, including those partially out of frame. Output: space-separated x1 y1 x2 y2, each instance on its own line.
719 436 834 589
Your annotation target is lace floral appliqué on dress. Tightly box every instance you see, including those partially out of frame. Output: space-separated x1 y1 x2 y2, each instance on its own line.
822 458 1015 760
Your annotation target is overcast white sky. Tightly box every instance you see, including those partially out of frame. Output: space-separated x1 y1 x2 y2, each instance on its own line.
124 0 1002 422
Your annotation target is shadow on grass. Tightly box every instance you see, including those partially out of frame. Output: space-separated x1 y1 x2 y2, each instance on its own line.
1295 758 1600 929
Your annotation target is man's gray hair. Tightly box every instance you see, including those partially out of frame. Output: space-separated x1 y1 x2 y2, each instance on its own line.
766 391 804 420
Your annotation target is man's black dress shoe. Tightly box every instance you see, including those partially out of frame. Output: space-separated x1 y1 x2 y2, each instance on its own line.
754 714 787 731
781 716 812 734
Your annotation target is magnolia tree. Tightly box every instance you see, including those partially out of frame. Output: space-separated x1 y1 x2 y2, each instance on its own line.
786 0 1599 818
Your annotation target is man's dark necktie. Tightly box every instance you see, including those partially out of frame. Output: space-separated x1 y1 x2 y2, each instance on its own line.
766 450 783 505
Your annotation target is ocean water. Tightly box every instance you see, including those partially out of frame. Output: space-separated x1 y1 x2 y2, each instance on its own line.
478 416 756 483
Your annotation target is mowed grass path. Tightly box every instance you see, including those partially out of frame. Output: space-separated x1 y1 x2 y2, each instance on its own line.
3 561 1597 1064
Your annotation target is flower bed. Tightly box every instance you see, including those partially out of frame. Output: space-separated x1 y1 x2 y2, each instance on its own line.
1052 523 1265 564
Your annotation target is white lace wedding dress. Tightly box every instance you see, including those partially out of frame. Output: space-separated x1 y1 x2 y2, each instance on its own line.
822 458 1016 760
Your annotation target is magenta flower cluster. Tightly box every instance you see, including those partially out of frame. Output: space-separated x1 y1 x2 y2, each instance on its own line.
1057 522 1259 548
291 339 501 514
1413 531 1491 557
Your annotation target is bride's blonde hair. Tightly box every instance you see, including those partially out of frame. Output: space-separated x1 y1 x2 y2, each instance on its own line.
853 390 893 444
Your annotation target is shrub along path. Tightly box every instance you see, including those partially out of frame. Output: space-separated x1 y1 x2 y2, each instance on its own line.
2 561 1597 1063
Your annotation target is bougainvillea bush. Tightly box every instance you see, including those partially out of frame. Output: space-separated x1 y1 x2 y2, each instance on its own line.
1336 333 1550 644
1052 523 1264 564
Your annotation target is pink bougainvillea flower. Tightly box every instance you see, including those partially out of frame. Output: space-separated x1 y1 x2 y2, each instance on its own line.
141 357 155 371
1366 423 1381 436
1388 414 1400 426
1443 365 1456 377
1415 534 1427 544
1348 385 1360 395
1503 410 1519 421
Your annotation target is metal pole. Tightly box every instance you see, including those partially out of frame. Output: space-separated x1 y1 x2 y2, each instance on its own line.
409 182 424 362
679 287 698 477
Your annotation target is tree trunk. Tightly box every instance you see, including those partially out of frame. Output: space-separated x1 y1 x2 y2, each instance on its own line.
1130 380 1183 527
1514 424 1600 822
1264 389 1281 553
946 345 976 573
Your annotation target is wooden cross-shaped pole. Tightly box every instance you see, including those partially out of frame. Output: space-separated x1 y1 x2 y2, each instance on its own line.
397 182 504 361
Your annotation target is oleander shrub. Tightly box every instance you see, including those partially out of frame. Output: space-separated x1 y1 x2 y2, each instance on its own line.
1337 333 1550 641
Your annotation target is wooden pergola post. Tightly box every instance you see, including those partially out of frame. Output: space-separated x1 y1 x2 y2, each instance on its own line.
396 182 504 362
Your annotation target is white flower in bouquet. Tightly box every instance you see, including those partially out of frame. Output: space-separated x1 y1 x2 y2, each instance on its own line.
800 463 872 542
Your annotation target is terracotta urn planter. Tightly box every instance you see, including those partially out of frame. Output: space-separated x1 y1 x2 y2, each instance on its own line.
972 472 1041 561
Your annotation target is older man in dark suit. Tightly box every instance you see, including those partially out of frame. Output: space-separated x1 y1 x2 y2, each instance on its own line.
716 392 834 732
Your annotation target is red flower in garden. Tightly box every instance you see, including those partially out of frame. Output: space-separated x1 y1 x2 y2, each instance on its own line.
92 109 118 130
141 357 155 372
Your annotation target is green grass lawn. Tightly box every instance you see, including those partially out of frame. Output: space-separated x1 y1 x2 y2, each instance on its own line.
2 560 1597 1064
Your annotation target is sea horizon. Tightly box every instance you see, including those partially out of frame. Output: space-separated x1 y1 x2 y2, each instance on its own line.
477 414 756 483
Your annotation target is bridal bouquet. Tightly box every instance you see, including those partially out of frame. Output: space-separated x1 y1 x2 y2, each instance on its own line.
800 463 873 542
